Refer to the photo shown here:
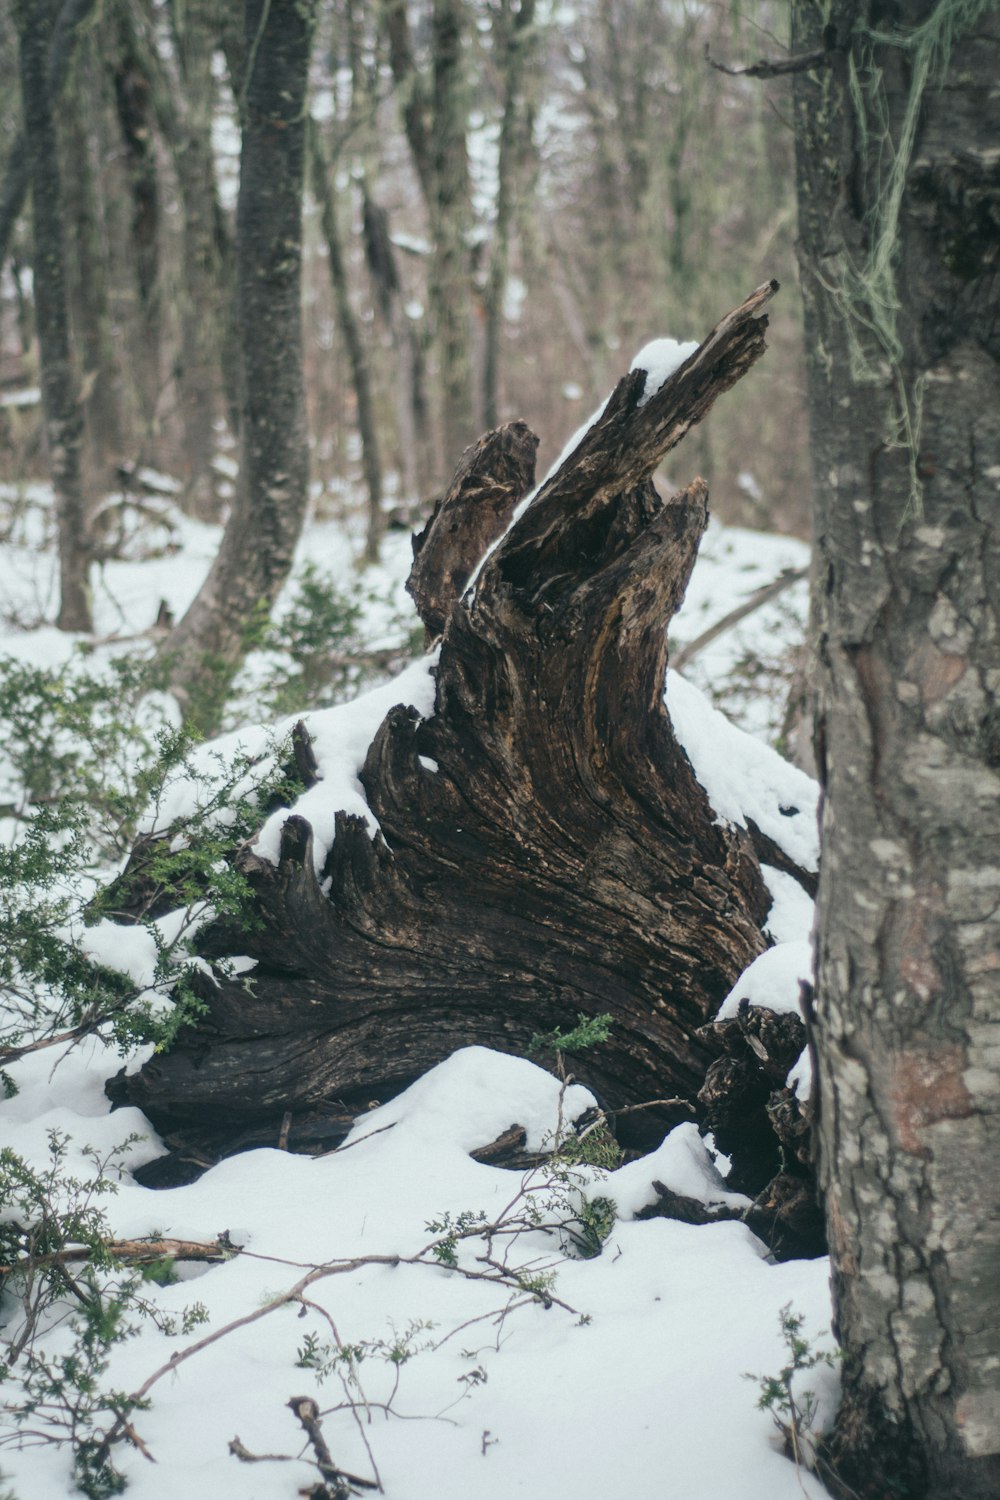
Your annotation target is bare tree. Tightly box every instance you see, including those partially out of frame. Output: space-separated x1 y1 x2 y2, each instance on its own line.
0 0 98 272
308 120 384 562
482 0 538 431
60 31 125 489
161 0 316 728
382 0 475 474
792 3 1000 1496
13 0 93 631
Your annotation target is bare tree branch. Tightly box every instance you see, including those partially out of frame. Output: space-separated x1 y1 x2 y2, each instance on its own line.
704 40 836 81
671 565 808 671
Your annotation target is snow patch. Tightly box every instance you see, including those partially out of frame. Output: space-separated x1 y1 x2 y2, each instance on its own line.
716 940 814 1023
602 1122 752 1218
667 669 820 872
762 865 815 946
630 338 698 406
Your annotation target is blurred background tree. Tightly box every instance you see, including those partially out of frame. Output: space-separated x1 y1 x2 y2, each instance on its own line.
0 0 808 534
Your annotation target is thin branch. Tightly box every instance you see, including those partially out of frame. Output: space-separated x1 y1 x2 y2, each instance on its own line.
288 1395 381 1494
671 566 808 671
0 1236 238 1278
705 41 836 80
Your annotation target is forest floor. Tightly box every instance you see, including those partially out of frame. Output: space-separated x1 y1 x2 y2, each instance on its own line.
0 474 837 1500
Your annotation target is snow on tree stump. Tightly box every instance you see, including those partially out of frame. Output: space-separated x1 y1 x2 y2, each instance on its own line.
111 282 815 1235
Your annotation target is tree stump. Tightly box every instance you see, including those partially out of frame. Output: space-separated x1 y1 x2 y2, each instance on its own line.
114 283 807 1178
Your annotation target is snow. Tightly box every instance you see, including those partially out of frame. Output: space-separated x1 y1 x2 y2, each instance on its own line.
0 469 834 1499
667 669 819 872
715 941 814 1023
392 232 432 257
600 1122 752 1218
251 653 439 873
670 518 810 744
630 338 699 405
0 386 40 408
0 1044 834 1500
762 865 815 946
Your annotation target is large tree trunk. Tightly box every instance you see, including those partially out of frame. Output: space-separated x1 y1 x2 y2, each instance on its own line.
114 284 797 1182
161 0 315 730
14 0 93 633
792 4 1000 1497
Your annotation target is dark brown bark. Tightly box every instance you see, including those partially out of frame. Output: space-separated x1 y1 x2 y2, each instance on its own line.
161 0 315 730
407 417 538 641
116 284 790 1177
14 0 93 632
793 4 1000 1497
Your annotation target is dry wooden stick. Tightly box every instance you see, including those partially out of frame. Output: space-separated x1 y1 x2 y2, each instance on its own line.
0 1235 238 1277
288 1396 380 1494
671 566 808 671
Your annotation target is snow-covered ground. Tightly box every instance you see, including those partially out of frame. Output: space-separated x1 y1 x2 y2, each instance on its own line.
0 465 834 1499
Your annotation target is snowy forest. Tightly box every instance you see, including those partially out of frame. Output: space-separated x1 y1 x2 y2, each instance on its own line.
0 2 997 1499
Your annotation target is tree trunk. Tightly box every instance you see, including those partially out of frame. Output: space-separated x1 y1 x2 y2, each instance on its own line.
428 0 475 467
382 0 476 477
0 0 99 273
111 1 162 445
14 0 93 632
60 35 125 488
308 123 383 562
114 285 795 1183
171 0 225 516
161 0 315 731
482 0 537 432
792 5 1000 1497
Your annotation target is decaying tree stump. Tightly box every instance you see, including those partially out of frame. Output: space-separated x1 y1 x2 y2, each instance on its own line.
111 282 814 1209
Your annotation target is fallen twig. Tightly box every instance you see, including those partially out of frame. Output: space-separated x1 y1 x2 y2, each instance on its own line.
0 1235 239 1278
671 566 807 672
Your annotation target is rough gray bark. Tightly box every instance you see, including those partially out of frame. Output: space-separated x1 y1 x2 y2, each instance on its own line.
14 0 93 632
161 0 315 730
792 4 1000 1497
114 284 787 1180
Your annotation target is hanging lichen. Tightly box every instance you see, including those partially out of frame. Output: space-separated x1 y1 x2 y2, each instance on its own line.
825 0 992 514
